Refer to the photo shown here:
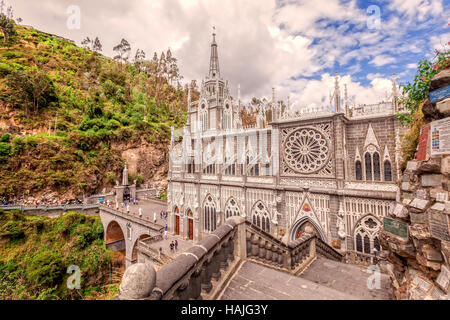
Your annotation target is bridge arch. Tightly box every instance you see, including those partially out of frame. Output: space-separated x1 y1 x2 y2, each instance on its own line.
131 234 152 262
106 220 125 243
289 216 327 243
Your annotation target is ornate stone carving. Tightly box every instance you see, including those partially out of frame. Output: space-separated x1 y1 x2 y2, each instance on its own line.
280 178 336 189
284 127 330 174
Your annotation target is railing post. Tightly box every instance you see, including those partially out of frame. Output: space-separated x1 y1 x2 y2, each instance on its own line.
251 234 259 257
200 259 213 293
310 237 316 259
189 267 203 300
211 249 222 281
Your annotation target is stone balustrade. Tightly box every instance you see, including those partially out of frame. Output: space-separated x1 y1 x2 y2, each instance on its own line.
315 237 344 262
115 217 345 300
244 221 319 274
345 250 380 266
116 217 243 300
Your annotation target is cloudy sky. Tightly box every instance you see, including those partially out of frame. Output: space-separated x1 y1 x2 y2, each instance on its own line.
6 0 450 109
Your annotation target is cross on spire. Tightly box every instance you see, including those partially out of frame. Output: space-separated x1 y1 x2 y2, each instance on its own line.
209 26 220 78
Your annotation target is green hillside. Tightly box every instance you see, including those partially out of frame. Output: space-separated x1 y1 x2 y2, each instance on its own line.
0 210 123 300
0 22 187 199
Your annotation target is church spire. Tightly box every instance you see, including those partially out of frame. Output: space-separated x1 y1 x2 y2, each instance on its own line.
209 27 220 78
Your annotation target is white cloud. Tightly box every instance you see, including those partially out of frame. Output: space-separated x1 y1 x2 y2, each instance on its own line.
7 0 448 111
406 63 417 69
430 32 450 52
388 0 443 22
370 55 396 67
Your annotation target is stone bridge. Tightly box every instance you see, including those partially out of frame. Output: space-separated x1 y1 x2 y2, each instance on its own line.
99 206 165 268
1 204 100 217
113 217 390 300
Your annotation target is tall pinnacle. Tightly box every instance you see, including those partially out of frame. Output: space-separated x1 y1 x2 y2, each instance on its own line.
209 27 220 78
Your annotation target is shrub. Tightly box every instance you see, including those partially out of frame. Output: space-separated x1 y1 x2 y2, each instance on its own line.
2 51 23 59
0 142 11 159
26 249 63 286
0 133 10 142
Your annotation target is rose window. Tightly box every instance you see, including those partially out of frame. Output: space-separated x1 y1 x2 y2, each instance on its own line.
284 128 330 174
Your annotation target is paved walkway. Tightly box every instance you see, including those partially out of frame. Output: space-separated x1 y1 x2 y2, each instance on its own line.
221 258 391 300
221 261 359 300
116 199 195 259
300 257 391 300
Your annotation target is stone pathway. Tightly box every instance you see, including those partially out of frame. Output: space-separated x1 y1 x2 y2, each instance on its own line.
300 257 391 300
147 233 194 258
221 258 391 300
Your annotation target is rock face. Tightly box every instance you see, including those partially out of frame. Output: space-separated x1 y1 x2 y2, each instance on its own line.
118 263 156 300
380 157 450 300
381 67 450 300
423 67 450 122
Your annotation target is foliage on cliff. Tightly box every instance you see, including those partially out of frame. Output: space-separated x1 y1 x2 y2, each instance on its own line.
0 210 122 300
0 21 189 199
398 48 449 168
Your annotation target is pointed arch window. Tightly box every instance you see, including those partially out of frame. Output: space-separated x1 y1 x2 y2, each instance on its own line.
364 153 372 180
355 160 362 181
373 152 381 181
252 201 270 233
354 215 381 255
225 198 240 219
384 160 392 181
200 103 208 132
356 233 363 252
203 196 216 232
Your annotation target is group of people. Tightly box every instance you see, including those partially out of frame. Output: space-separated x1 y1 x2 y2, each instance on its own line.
160 210 168 220
169 240 178 252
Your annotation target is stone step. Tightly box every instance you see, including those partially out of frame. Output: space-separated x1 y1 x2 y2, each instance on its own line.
220 261 363 300
299 257 391 300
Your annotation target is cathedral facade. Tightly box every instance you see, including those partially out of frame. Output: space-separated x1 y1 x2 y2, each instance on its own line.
167 32 407 257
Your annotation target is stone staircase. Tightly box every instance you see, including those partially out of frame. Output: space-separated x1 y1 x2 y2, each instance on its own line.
220 257 391 300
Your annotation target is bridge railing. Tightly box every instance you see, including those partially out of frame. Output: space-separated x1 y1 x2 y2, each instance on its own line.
1 204 100 212
100 205 165 234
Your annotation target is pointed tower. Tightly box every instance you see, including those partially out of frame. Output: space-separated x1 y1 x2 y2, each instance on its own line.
392 73 398 112
334 72 341 112
344 84 349 116
209 28 220 79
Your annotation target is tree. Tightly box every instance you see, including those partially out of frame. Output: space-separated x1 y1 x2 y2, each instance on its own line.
0 13 16 43
6 69 57 115
134 48 146 71
92 37 102 53
113 38 131 67
6 5 12 18
81 37 92 50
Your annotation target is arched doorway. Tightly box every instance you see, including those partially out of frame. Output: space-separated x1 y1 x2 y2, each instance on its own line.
186 209 194 240
174 207 180 235
123 186 131 202
290 217 326 242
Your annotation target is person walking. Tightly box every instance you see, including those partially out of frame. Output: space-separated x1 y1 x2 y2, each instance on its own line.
126 204 130 214
163 229 168 240
115 201 119 210
169 241 174 253
154 212 157 223
138 207 143 219
174 240 178 251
